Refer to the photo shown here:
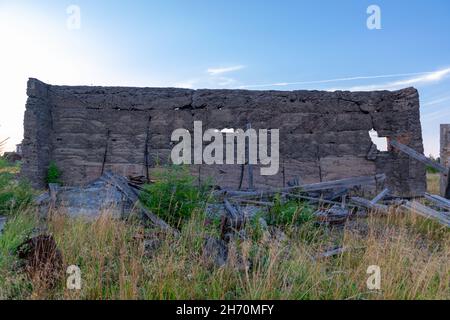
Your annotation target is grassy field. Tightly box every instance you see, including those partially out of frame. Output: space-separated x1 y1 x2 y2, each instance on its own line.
0 162 448 300
427 173 440 194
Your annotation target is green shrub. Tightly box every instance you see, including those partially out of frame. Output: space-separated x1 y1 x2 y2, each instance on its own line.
46 161 61 185
0 173 33 215
0 158 8 168
426 165 439 174
0 211 37 298
139 166 212 229
266 195 315 226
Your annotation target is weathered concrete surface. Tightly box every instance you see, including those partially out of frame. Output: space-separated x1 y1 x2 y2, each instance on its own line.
35 176 134 219
22 78 426 197
440 124 450 196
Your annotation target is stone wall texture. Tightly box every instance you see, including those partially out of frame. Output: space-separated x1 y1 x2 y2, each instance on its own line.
440 124 450 195
22 78 426 197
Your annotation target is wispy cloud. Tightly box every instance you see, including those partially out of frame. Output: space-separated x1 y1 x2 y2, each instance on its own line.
174 65 244 89
422 108 450 122
239 68 450 91
422 95 450 107
335 68 450 91
207 65 245 76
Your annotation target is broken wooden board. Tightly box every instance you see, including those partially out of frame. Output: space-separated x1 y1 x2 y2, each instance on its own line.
371 188 390 205
424 193 450 211
402 201 450 228
389 140 448 174
230 198 274 207
314 205 351 225
350 197 389 214
284 193 360 208
100 171 177 233
315 246 347 259
222 174 386 198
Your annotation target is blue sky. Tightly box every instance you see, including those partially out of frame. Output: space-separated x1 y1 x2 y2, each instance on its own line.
0 0 449 156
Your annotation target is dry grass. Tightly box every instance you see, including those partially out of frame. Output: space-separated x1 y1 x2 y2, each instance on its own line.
1 165 448 300
427 173 440 194
1 207 448 300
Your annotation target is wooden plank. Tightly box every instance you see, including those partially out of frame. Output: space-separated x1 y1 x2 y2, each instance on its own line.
389 140 448 174
402 201 450 228
290 174 386 193
285 193 360 208
351 196 389 213
101 171 177 233
231 198 274 207
223 174 386 198
371 188 390 204
424 193 450 211
224 199 239 220
315 247 347 259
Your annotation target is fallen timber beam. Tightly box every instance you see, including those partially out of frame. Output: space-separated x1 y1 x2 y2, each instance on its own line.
100 171 177 233
223 199 239 220
284 193 361 208
371 188 390 205
402 201 450 228
222 199 246 235
389 139 450 200
230 198 275 207
221 174 386 198
315 247 347 260
424 193 450 211
350 197 389 213
389 140 448 174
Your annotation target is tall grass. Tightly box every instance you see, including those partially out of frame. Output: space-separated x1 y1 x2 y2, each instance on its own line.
0 207 447 300
427 173 440 194
0 164 448 300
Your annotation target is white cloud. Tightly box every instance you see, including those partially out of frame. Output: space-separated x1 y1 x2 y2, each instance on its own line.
207 65 245 76
239 68 450 91
331 68 450 91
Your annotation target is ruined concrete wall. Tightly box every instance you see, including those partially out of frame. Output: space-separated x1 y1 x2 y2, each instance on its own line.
22 78 426 196
440 124 450 195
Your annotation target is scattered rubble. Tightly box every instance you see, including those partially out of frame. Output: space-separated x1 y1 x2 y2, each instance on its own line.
35 171 175 233
26 147 450 272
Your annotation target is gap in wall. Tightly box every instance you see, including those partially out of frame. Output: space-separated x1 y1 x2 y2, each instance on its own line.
369 129 388 152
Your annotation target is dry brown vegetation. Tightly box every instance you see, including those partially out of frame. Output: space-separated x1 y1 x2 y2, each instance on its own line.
0 206 448 300
0 164 449 300
427 173 440 194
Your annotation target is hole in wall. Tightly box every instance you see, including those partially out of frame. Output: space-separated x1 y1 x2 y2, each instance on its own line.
213 128 236 133
369 129 388 152
220 128 235 133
